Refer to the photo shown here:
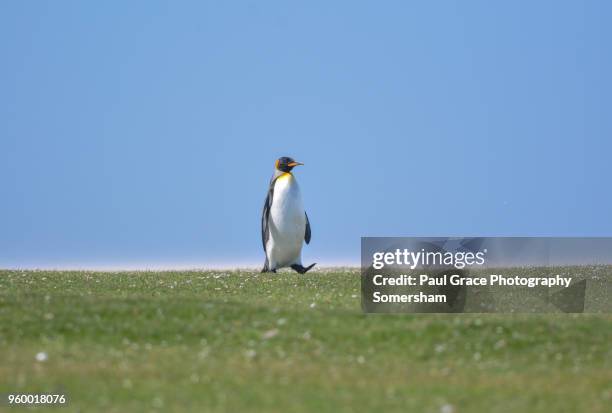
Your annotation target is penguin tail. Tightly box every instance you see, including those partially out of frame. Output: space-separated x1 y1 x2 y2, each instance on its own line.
261 258 276 273
290 263 317 274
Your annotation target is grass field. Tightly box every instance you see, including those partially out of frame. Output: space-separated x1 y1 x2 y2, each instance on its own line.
1 269 611 412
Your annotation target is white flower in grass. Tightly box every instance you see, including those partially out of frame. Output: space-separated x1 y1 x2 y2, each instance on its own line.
434 344 446 354
440 404 455 413
35 352 48 362
261 329 279 340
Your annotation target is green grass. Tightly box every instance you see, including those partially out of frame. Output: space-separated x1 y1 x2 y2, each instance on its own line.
1 269 611 412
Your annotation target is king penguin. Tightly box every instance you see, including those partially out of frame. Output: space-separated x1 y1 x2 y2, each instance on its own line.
261 156 316 274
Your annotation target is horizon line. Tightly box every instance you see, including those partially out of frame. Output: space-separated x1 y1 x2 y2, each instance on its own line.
0 259 360 272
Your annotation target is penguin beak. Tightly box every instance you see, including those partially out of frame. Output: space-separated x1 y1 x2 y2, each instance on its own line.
288 161 304 167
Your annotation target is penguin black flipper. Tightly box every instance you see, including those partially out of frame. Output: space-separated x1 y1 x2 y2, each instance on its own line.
261 177 278 273
304 211 311 244
261 178 275 253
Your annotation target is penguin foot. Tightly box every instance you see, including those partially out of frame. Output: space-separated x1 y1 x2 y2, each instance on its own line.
290 263 316 274
261 267 277 273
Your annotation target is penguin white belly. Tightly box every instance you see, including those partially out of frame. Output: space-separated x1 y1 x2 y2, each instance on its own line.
267 174 305 269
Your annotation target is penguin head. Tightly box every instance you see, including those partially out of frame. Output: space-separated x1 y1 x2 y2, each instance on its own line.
275 156 303 173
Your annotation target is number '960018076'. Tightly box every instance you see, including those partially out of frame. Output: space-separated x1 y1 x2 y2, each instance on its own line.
5 393 67 406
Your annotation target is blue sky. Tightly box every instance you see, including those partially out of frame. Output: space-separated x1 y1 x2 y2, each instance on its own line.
1 1 611 268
